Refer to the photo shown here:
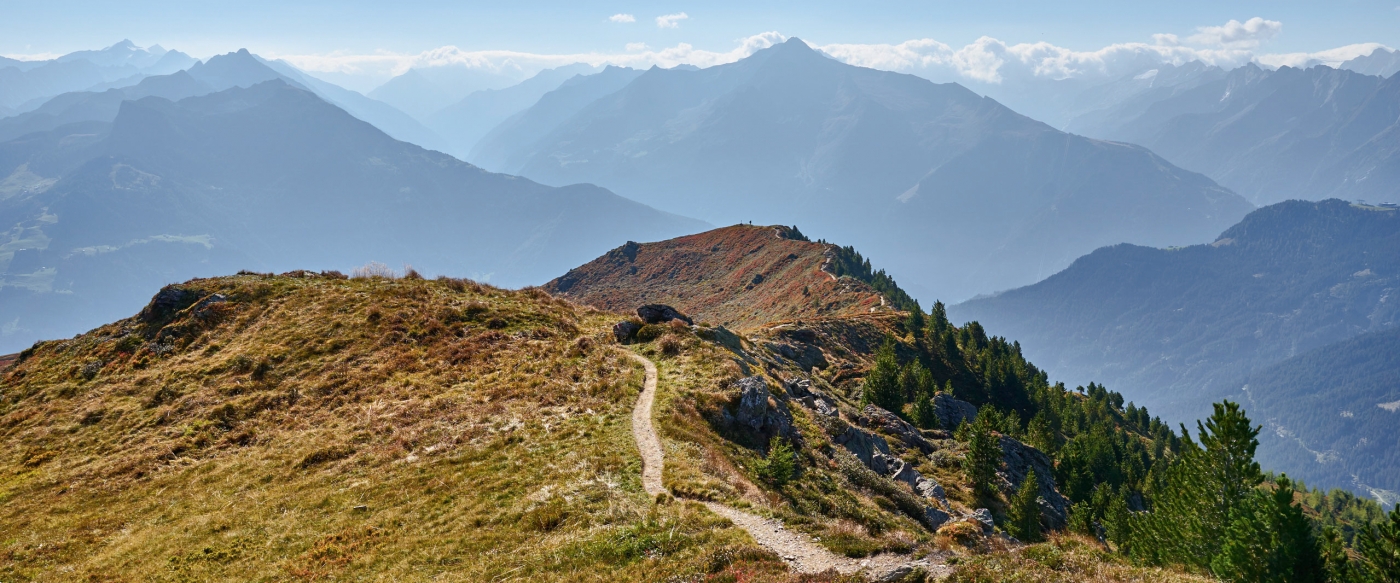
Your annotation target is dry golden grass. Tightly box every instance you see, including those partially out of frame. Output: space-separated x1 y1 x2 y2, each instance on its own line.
944 534 1213 583
0 273 798 582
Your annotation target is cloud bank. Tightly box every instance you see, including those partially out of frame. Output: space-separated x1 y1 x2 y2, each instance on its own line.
265 18 1392 90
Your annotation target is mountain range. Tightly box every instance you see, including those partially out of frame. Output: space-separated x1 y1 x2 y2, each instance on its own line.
469 38 1253 303
1067 63 1400 206
951 199 1400 494
0 79 704 354
0 40 197 112
0 49 449 153
425 63 600 160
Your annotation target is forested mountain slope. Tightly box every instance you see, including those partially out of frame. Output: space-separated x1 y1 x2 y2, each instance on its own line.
951 199 1400 454
1232 326 1400 499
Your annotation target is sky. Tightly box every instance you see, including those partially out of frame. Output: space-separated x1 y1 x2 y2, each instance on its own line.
2 0 1398 92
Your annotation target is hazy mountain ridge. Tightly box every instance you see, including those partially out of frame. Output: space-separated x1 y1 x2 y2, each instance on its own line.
1235 326 1400 497
476 38 1252 303
426 63 599 160
0 40 197 110
0 49 448 154
1071 63 1400 206
950 198 1400 430
0 79 705 353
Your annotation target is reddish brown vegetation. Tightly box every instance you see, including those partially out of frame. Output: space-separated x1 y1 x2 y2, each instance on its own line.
544 225 888 331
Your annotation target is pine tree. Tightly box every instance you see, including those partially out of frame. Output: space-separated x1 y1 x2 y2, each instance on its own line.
961 413 1002 502
905 308 925 339
1210 476 1324 583
1358 503 1400 582
1008 469 1042 542
861 338 903 413
759 438 797 487
912 392 939 429
1129 401 1263 569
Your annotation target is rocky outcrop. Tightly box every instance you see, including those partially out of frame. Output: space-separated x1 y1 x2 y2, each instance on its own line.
139 286 204 324
998 435 1070 530
637 304 692 325
764 340 828 371
832 424 891 467
970 508 995 532
785 377 839 417
933 393 977 429
861 405 934 453
613 320 642 343
732 376 793 437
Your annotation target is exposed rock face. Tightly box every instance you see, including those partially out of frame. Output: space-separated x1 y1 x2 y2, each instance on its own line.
917 476 948 505
933 393 978 429
832 424 891 467
637 304 693 325
139 286 203 324
998 435 1070 530
923 507 951 530
861 405 934 453
732 376 793 437
764 340 828 370
613 320 641 343
971 508 995 532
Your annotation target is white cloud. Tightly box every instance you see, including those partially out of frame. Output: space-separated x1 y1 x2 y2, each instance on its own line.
0 51 62 61
1255 43 1389 69
269 18 1394 92
656 12 689 29
272 31 785 84
1187 17 1282 49
609 13 635 23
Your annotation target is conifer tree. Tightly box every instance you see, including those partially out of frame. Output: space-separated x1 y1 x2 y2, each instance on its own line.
1008 469 1042 542
961 413 1002 502
861 338 903 413
1210 476 1323 583
1130 401 1262 569
1358 503 1400 582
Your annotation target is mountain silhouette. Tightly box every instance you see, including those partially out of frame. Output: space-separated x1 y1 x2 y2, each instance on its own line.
0 80 705 353
475 38 1252 301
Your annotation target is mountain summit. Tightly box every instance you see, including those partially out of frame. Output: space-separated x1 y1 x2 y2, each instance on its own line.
477 38 1253 302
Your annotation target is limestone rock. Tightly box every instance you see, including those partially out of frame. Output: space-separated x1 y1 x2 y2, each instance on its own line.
636 304 692 325
922 507 952 530
832 424 891 467
732 376 794 437
734 376 771 431
970 508 995 532
861 405 934 453
139 286 202 324
933 393 977 429
613 320 642 343
998 435 1069 530
916 477 948 505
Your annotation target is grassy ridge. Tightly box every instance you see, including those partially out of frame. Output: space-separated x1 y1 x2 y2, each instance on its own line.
0 273 784 581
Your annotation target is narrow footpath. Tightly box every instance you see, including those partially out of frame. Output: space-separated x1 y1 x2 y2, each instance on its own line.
622 350 945 580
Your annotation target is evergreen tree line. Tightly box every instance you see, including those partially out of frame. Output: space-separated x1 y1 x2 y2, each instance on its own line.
859 303 1398 580
1118 401 1400 582
862 302 1174 516
818 242 922 313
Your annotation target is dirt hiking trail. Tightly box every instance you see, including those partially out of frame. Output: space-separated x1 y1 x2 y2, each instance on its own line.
622 350 946 580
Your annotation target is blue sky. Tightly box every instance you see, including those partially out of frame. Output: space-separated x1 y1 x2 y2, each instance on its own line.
3 0 1397 91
